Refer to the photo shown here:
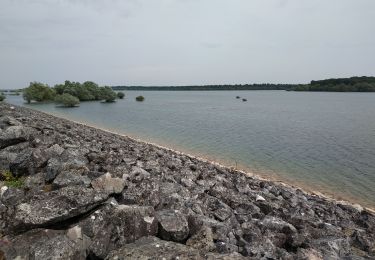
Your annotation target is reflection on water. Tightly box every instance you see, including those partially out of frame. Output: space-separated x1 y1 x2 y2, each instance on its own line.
6 91 375 208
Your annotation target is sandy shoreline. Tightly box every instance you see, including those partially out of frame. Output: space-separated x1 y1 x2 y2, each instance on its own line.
13 102 374 213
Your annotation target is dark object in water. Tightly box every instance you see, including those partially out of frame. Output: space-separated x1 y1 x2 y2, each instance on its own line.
242 98 247 102
236 96 240 99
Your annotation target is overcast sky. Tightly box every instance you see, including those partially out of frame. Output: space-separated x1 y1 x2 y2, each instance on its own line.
0 0 374 88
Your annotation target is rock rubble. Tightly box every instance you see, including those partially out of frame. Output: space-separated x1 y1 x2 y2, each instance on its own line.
0 103 374 259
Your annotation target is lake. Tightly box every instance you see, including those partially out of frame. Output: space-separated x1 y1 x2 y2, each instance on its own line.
5 91 375 209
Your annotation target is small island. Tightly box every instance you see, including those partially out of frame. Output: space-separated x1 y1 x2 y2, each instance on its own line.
22 81 123 107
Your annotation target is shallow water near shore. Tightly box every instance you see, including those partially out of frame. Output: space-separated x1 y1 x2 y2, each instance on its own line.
6 91 375 208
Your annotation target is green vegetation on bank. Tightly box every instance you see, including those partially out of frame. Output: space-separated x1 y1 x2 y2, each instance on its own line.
0 170 24 188
22 81 121 106
0 93 5 101
292 77 375 92
113 84 296 91
0 89 22 95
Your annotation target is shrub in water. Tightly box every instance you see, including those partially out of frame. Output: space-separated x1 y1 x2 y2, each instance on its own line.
55 93 80 107
100 86 117 102
23 82 56 103
136 96 145 102
117 92 125 99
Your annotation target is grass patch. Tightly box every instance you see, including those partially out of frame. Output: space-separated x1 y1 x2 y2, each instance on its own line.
0 170 24 188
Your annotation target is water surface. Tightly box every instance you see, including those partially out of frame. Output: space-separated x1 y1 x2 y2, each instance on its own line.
6 91 375 208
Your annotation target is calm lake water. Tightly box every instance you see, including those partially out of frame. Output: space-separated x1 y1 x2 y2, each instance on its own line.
6 91 375 208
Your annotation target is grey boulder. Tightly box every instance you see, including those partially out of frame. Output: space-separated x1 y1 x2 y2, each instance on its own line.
91 172 126 194
9 148 49 176
53 170 91 188
105 236 246 260
105 236 202 260
156 209 190 242
1 228 91 260
0 125 36 149
9 186 108 232
89 205 158 258
186 226 216 252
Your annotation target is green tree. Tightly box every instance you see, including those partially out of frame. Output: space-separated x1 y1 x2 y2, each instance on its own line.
0 93 5 101
293 85 310 91
54 81 103 101
23 82 55 103
117 92 125 99
99 86 117 102
355 82 374 92
54 83 66 95
55 93 80 107
82 81 101 100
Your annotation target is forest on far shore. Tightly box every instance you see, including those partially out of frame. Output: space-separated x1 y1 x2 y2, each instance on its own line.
112 76 375 92
2 77 375 95
293 76 375 92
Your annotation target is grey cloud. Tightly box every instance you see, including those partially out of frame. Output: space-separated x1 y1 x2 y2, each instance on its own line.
0 0 374 88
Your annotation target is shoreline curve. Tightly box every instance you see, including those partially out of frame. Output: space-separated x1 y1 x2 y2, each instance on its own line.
10 101 375 214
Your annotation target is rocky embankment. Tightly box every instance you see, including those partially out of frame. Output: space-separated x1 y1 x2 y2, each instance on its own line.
0 103 374 259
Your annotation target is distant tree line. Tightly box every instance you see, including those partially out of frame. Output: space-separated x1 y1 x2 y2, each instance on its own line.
15 76 375 107
23 81 125 107
113 77 375 92
112 84 297 91
0 89 21 96
292 77 375 92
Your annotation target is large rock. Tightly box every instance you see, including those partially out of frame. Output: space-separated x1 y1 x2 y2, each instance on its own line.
9 148 51 176
105 236 246 260
352 230 375 252
89 205 158 258
186 226 216 252
45 158 63 182
24 172 45 191
202 195 233 222
0 228 91 259
91 172 126 194
45 156 89 182
256 216 297 234
0 125 36 149
44 144 65 158
0 186 25 206
105 236 203 260
129 166 150 182
206 252 247 260
188 214 232 242
0 116 22 129
79 199 118 238
0 142 29 169
156 209 189 242
53 170 91 188
8 186 108 232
